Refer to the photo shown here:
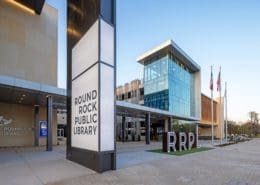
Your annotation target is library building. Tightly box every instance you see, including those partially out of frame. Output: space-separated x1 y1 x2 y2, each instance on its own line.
0 0 223 172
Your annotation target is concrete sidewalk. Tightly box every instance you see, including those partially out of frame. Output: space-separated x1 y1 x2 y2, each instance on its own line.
49 139 260 185
1 139 260 185
117 141 175 169
0 147 95 185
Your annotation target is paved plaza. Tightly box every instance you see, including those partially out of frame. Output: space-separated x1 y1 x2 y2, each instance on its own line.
0 139 260 185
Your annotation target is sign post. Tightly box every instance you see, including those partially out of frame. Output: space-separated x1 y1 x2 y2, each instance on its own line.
67 0 116 173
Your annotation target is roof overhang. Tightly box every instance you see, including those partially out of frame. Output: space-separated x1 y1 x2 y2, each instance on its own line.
137 40 201 72
198 122 218 128
116 101 200 122
9 0 45 15
0 75 66 109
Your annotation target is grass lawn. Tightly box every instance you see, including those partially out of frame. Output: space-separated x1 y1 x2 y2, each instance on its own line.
147 147 213 156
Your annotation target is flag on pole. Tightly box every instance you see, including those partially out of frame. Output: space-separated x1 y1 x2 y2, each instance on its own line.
225 82 228 143
210 66 213 90
224 82 227 98
210 66 214 146
217 67 221 91
217 67 222 144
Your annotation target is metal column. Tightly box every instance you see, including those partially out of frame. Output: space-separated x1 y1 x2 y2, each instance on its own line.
164 119 168 132
122 116 126 142
34 106 39 146
46 95 53 151
145 113 151 145
196 123 199 148
168 117 172 132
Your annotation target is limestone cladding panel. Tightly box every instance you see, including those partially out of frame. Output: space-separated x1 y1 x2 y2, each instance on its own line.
215 97 224 139
0 102 34 147
0 1 58 86
194 71 201 119
0 102 57 147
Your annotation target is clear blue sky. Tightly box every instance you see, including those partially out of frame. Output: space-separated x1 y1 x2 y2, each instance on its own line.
46 0 67 90
117 0 260 122
47 0 260 122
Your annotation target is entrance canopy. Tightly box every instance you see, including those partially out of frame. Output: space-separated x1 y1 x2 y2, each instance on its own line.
0 75 66 108
116 101 199 121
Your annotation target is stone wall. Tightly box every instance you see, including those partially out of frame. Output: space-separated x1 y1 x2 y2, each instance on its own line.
0 1 57 86
0 102 57 147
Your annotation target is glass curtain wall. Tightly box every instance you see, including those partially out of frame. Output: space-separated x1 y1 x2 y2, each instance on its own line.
144 56 169 110
144 53 195 117
168 54 194 117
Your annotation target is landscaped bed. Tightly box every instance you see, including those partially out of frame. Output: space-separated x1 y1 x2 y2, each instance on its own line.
147 147 213 156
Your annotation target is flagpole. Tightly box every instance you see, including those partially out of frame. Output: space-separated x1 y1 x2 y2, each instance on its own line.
219 67 222 144
225 82 228 143
211 66 214 146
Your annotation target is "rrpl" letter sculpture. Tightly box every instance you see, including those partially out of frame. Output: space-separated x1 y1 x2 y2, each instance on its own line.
163 131 196 153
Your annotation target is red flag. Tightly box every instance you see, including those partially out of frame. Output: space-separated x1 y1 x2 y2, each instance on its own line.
217 67 221 91
210 66 213 91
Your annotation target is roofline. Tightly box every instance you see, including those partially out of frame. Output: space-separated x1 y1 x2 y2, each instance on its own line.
137 39 201 72
137 40 172 62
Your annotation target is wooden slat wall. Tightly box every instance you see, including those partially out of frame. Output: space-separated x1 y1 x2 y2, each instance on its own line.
201 94 217 123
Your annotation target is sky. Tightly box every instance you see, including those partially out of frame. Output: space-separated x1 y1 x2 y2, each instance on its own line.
117 0 260 122
45 0 67 89
47 0 260 122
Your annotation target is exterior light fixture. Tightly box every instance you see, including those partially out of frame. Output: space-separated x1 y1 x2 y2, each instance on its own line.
68 3 83 16
67 28 81 38
7 0 36 15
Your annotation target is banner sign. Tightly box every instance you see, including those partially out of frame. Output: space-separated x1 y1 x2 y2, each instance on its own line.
40 121 47 137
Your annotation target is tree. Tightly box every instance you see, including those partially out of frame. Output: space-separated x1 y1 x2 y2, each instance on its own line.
171 120 195 133
227 121 240 135
248 111 259 136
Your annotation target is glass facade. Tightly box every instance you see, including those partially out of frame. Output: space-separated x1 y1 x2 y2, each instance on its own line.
144 90 169 110
144 54 195 117
144 56 168 95
144 56 169 110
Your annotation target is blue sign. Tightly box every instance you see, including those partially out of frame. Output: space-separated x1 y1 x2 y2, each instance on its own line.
40 121 47 137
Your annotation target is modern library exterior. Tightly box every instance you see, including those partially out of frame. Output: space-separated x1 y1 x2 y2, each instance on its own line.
0 0 224 173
